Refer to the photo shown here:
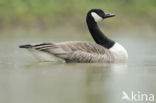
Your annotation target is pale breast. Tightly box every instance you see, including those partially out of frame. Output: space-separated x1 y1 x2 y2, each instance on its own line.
109 42 128 61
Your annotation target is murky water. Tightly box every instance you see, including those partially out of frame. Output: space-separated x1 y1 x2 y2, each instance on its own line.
0 29 156 103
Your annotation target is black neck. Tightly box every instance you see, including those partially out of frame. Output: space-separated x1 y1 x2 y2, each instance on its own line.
86 16 115 49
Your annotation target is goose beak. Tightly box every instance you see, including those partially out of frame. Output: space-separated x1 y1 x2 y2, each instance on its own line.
103 13 115 19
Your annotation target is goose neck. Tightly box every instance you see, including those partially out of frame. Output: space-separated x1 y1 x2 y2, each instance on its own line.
86 18 115 49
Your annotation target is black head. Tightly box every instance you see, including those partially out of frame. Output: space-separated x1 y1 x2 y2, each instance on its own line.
87 9 115 22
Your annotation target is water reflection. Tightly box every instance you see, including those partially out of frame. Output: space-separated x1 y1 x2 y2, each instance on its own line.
26 62 127 103
84 63 127 103
0 30 156 103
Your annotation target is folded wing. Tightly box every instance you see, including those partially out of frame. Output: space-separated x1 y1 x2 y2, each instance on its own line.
20 41 113 62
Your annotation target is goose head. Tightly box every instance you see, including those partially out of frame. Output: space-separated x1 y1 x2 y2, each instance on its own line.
87 9 115 23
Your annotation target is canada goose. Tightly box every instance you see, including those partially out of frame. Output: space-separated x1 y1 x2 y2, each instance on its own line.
19 9 128 63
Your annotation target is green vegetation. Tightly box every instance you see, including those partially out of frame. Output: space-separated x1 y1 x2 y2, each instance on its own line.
0 0 156 29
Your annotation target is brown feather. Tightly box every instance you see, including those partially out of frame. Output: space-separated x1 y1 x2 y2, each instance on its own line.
30 41 114 63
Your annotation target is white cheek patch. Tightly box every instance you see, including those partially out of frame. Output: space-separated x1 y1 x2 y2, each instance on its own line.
91 12 103 22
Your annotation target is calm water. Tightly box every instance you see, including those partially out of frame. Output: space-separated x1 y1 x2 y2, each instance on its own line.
0 29 156 103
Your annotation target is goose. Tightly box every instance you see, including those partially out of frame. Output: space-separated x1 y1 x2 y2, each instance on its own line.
19 9 128 63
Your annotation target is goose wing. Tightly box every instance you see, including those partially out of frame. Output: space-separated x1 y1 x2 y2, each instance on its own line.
58 41 113 62
20 41 113 62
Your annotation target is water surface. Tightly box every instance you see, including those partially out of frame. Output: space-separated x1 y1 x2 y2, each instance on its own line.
0 29 156 103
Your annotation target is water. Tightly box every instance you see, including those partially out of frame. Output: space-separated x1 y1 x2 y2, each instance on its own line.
0 29 156 103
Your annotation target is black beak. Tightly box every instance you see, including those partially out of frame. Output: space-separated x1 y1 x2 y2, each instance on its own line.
103 13 115 19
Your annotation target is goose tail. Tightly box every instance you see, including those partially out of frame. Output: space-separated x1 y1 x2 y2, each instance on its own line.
19 44 32 48
19 43 66 62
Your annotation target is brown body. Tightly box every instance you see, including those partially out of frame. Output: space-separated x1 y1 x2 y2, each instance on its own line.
25 41 114 63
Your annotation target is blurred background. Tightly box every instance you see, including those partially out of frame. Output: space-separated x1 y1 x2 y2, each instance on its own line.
0 0 156 103
0 0 156 32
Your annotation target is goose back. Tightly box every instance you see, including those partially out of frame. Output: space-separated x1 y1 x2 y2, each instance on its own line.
23 41 114 63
